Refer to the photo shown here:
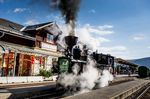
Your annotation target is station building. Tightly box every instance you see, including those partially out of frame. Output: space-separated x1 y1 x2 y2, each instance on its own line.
0 18 63 76
114 58 139 75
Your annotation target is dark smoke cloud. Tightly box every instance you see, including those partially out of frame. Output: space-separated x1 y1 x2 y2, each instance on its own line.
52 0 81 24
30 0 81 24
30 0 81 35
52 0 81 36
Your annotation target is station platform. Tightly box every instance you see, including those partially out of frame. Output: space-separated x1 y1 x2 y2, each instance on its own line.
64 79 150 99
0 77 139 99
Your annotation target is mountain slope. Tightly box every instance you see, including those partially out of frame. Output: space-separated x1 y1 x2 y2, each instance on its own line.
130 57 150 68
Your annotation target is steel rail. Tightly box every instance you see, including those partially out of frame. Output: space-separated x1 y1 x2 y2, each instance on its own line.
136 85 150 99
29 88 66 99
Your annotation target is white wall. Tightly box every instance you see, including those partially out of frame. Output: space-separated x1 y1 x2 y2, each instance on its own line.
45 56 58 71
45 56 53 71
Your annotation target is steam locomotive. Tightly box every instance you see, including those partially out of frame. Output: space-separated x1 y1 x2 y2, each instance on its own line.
52 35 114 75
53 47 114 75
52 36 115 93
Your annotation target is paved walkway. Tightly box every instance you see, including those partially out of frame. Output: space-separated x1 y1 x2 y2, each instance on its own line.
64 79 150 99
0 77 138 99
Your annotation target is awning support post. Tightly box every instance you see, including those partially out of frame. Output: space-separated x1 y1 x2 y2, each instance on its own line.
13 51 17 76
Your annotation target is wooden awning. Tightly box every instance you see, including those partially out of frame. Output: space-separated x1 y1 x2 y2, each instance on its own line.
0 41 62 57
115 58 138 67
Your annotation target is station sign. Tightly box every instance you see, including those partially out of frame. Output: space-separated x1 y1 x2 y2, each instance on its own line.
41 42 57 51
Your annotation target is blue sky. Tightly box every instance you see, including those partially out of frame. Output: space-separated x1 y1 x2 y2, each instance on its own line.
1 0 150 59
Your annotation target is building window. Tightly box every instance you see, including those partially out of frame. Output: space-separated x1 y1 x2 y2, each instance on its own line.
47 33 54 44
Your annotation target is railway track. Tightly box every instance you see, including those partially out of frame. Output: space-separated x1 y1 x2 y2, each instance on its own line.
0 81 55 89
136 85 150 99
125 80 150 99
29 88 66 99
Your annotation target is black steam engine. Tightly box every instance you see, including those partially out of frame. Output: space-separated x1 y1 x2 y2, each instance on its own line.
53 35 114 74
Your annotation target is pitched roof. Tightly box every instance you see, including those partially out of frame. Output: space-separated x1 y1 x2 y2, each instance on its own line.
21 22 54 31
115 58 138 67
0 18 35 41
0 18 62 40
0 18 23 31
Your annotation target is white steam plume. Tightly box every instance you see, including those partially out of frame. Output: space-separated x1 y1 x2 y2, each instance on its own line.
78 60 99 91
98 70 114 88
57 59 114 95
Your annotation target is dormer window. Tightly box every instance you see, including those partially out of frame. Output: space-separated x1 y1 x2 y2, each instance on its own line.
47 33 54 44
